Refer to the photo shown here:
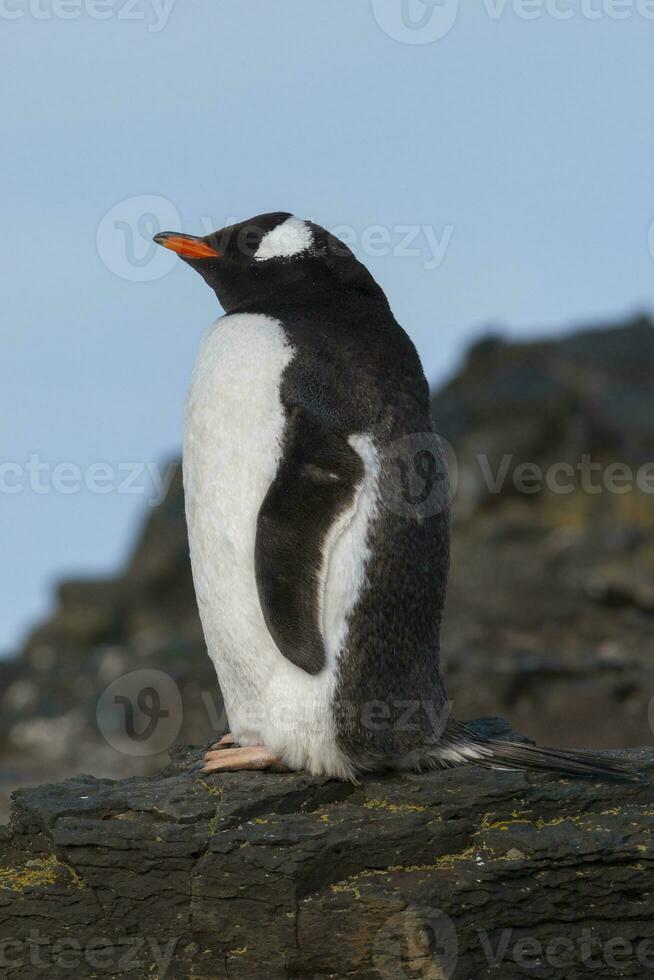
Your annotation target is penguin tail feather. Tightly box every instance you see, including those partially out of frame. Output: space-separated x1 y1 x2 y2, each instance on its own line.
425 722 639 782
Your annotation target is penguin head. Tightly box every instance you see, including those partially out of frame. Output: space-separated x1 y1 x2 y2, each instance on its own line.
153 212 386 312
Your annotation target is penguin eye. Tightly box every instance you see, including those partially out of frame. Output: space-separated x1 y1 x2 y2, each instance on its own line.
236 225 264 259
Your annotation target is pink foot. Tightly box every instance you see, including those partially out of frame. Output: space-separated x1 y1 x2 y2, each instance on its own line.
201 744 289 774
205 732 239 752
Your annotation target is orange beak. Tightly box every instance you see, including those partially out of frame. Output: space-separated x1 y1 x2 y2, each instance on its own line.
153 232 221 259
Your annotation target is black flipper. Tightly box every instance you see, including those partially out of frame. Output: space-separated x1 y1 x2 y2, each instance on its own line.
426 720 640 781
255 405 364 675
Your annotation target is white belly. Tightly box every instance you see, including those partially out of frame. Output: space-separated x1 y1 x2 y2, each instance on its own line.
183 312 376 778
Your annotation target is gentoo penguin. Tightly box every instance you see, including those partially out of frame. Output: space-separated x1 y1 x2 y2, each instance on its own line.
154 213 632 782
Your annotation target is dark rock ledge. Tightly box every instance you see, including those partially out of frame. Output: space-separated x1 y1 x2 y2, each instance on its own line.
0 721 652 980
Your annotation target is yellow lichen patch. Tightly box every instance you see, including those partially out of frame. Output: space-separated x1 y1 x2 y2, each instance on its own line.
534 814 582 831
479 812 586 834
311 807 346 825
0 854 79 892
364 798 428 814
61 860 86 889
481 818 532 833
198 778 223 799
330 847 485 897
479 812 533 833
428 847 482 870
331 880 362 900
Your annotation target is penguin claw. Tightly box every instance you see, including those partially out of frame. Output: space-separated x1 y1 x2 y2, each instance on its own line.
204 732 239 753
199 745 289 774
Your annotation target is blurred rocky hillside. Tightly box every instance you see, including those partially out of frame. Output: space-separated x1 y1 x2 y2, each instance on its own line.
1 314 653 821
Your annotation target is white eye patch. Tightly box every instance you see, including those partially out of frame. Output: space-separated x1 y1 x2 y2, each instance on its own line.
254 216 314 261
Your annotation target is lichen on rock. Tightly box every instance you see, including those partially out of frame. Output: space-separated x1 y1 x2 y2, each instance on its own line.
0 727 652 979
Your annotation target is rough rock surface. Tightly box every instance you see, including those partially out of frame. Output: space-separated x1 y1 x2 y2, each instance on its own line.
0 719 651 980
436 315 654 750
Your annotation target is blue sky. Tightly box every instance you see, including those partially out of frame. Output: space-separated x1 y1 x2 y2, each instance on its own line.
2 1 653 654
